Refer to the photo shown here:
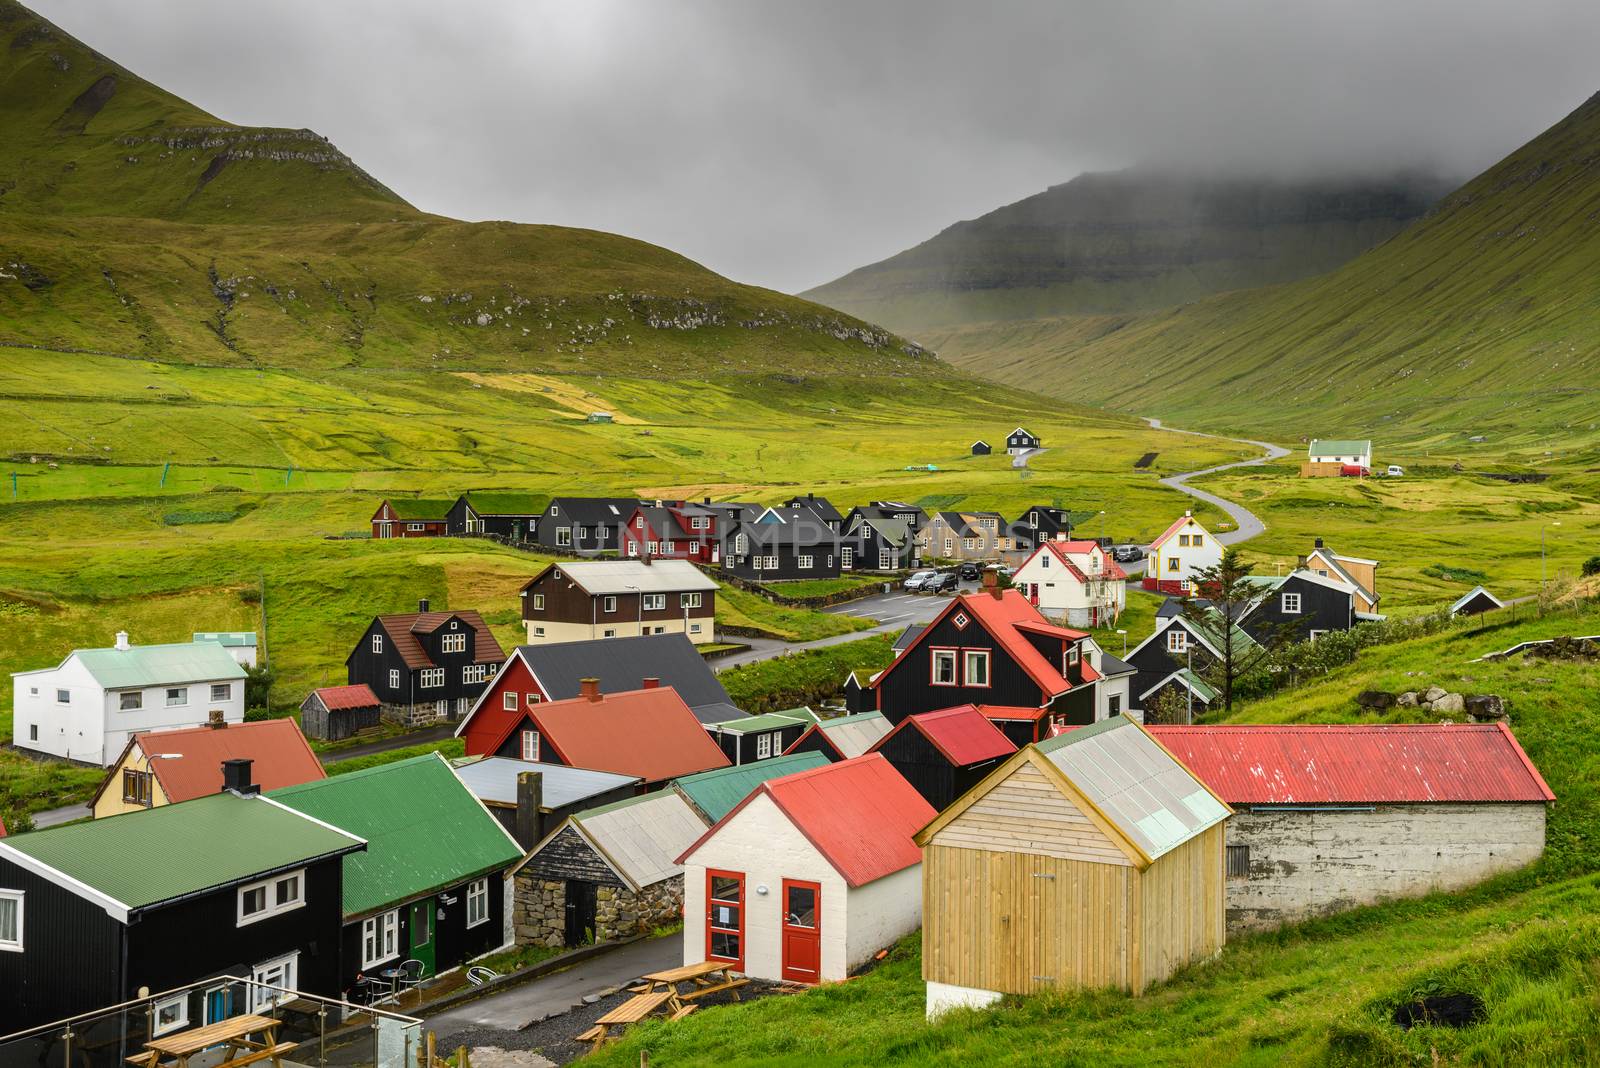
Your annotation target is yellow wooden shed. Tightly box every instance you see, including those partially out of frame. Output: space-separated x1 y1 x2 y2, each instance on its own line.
916 715 1231 1017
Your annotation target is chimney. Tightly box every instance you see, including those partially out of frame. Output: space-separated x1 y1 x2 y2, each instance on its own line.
418 598 430 613
208 708 227 730
222 758 257 795
982 569 1001 598
114 631 130 651
641 550 651 566
1314 537 1324 549
580 677 602 702
1185 510 1192 518
642 677 660 690
515 770 544 849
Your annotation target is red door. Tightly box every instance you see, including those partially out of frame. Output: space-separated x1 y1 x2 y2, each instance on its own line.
706 870 745 971
1029 583 1040 606
780 880 821 983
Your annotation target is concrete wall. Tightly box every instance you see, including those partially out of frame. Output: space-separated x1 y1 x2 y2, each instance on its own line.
1226 803 1547 932
843 864 922 974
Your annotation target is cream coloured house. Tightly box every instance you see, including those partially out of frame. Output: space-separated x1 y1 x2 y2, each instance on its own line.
1146 512 1222 593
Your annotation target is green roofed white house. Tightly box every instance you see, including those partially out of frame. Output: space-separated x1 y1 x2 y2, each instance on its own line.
270 753 523 988
673 751 831 823
193 630 259 668
0 786 364 1033
11 632 248 766
706 707 819 765
1307 439 1372 468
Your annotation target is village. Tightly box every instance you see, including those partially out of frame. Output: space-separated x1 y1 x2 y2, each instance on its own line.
0 436 1557 1064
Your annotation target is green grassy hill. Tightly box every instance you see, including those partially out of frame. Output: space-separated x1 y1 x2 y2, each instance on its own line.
804 169 1447 333
926 91 1600 455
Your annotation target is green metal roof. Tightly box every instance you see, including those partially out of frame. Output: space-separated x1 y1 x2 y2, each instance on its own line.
466 492 550 516
193 631 258 647
69 641 248 689
1186 609 1262 656
673 752 830 822
386 498 455 520
1175 669 1219 703
0 792 362 915
712 710 816 734
1308 439 1371 456
270 754 522 918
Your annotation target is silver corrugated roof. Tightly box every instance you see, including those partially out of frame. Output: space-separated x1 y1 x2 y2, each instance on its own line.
578 789 708 890
451 756 639 809
821 712 892 758
552 559 719 595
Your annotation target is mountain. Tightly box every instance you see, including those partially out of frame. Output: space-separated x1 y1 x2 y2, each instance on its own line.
804 169 1451 335
926 91 1600 453
0 0 930 376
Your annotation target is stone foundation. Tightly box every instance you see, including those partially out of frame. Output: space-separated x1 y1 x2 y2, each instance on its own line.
513 873 684 948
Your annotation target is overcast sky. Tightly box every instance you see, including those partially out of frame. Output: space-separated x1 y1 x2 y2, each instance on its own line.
32 0 1600 292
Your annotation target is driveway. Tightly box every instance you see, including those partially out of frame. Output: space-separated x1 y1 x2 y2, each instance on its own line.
1144 417 1290 546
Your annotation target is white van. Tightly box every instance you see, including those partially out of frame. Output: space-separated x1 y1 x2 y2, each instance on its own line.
1386 465 1405 477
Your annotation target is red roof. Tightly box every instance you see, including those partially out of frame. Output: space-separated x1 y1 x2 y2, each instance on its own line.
0 815 7 838
115 720 325 804
973 704 1051 723
1150 513 1202 550
500 686 729 782
1147 723 1555 805
310 684 380 712
680 754 934 886
872 705 1016 766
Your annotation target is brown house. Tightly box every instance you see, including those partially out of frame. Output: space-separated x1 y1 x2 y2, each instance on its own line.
519 559 720 645
370 499 453 538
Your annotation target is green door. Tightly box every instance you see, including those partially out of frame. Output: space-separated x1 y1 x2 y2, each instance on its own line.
409 898 436 977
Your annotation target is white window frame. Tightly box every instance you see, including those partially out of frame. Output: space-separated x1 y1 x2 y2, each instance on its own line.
521 730 541 761
466 878 491 929
361 910 400 968
211 683 231 702
1066 645 1081 668
0 890 22 952
441 632 467 654
798 555 814 569
963 650 990 687
763 555 778 570
151 993 189 1036
237 869 306 927
55 688 69 704
603 595 617 614
388 668 400 689
165 687 188 707
680 592 702 609
407 523 425 532
1309 629 1327 642
931 649 958 686
691 516 709 530
532 593 545 611
250 952 299 1012
556 527 573 547
420 668 444 688
690 622 702 634
1281 592 1302 615
1167 630 1188 653
841 546 854 568
642 593 666 611
503 691 518 711
879 550 893 569
119 691 143 712
755 732 774 759
372 634 384 654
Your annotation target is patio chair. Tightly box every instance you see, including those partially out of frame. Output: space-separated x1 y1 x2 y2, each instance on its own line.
465 966 500 987
392 959 426 1001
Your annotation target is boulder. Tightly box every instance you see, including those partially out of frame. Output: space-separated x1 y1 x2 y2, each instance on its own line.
1465 694 1506 721
1422 686 1448 704
1396 691 1419 708
1356 690 1395 710
1432 692 1465 714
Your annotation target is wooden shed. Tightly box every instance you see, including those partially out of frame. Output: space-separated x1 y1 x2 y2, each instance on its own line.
917 715 1230 1017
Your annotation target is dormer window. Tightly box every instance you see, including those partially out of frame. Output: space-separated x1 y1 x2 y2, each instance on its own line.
1167 630 1188 653
1065 645 1080 670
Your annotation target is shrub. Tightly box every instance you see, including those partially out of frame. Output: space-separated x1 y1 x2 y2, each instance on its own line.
245 662 275 709
1583 555 1600 577
162 508 239 526
239 587 262 604
1422 563 1489 583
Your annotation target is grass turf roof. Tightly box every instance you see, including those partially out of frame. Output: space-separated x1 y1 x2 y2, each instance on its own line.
466 491 551 515
385 498 457 521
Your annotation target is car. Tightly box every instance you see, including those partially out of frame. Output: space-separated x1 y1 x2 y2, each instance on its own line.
1385 465 1405 477
987 564 1013 579
926 572 960 594
1113 545 1145 563
957 562 981 581
903 570 937 591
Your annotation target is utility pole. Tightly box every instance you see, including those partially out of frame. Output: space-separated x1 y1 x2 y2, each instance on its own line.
1186 646 1193 726
1541 521 1561 612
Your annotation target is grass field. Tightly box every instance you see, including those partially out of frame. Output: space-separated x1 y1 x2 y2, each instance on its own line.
590 600 1600 1067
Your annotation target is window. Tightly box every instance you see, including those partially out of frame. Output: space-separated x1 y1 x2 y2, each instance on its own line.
122 769 154 806
943 538 953 554
388 669 400 689
1066 645 1080 668
603 629 617 638
420 668 444 688
932 649 958 686
27 724 36 742
1309 630 1327 642
1040 553 1050 568
643 594 666 611
963 650 990 687
56 689 70 704
466 878 491 928
526 692 542 706
798 555 814 570
463 664 488 684
238 870 305 926
211 683 231 702
1167 630 1188 653
1167 557 1182 572
503 691 518 711
1281 593 1302 614
681 592 702 609
119 691 143 711
690 622 702 634
532 593 545 611
626 540 640 557
1226 844 1250 880
165 687 187 707
521 730 541 761
603 596 617 614
250 953 299 1011
692 516 709 530
1178 534 1190 547
841 546 854 568
151 993 188 1036
533 627 546 637
1192 535 1204 547
441 632 466 654
434 699 448 718
0 890 22 952
736 534 748 553
1108 694 1122 716
372 634 384 654
648 542 658 555
951 612 969 630
963 538 975 551
756 732 774 759
362 910 399 968
556 527 573 547
879 550 893 569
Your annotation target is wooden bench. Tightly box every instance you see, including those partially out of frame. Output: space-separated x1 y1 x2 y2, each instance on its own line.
129 1041 296 1068
576 1025 606 1047
669 1005 698 1022
679 977 748 1002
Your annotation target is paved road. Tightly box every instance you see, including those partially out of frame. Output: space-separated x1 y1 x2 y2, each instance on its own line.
425 935 681 1033
28 800 88 829
1144 417 1290 546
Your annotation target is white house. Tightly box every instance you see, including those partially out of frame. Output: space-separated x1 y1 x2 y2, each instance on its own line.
677 753 934 984
11 633 248 766
1307 439 1372 468
1012 539 1128 628
1146 511 1223 594
193 631 258 668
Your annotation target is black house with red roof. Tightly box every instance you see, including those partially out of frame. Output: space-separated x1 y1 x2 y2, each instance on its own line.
867 705 1017 811
345 599 505 724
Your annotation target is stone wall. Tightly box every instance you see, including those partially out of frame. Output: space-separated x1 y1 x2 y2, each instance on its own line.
514 873 684 948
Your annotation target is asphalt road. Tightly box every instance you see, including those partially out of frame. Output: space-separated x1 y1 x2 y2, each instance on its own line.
1144 417 1290 545
712 582 976 671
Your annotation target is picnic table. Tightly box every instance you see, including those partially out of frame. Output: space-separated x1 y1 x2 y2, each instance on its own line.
130 1014 295 1068
579 991 676 1052
639 960 748 1002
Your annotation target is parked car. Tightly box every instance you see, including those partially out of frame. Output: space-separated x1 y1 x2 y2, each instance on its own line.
1113 545 1145 563
1385 465 1405 477
904 570 937 591
926 572 960 594
957 562 981 581
987 564 1013 579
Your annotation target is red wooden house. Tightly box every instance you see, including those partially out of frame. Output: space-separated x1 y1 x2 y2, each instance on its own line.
620 502 723 563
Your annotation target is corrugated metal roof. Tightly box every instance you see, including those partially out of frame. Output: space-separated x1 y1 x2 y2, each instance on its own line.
545 559 719 596
193 631 257 647
710 709 815 734
136 719 325 802
1147 723 1555 805
576 789 708 890
1308 439 1371 456
0 792 361 912
310 683 381 711
271 754 522 917
66 641 247 689
1039 718 1229 861
515 687 730 783
875 705 1016 767
673 752 830 822
451 756 639 809
818 711 891 758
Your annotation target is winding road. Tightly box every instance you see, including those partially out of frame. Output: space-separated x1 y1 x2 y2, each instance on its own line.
1144 417 1289 546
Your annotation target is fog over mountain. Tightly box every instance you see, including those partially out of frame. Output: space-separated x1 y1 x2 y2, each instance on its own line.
28 0 1600 292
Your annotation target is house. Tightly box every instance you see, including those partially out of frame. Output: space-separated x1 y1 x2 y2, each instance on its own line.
892 623 927 653
90 718 324 819
0 779 363 1034
587 411 613 423
1451 586 1505 617
533 497 642 555
678 754 935 983
866 705 1016 811
192 631 258 668
1008 504 1074 557
458 634 748 758
721 507 842 581
1237 569 1357 644
841 512 919 571
518 558 719 645
371 498 452 539
1005 427 1041 455
270 753 523 991
841 668 878 714
345 601 506 725
1090 640 1138 720
449 492 546 542
1144 511 1222 595
870 578 1105 744
1303 438 1373 477
1305 538 1383 616
299 683 383 741
785 711 893 762
671 752 831 823
970 440 991 456
707 708 819 765
513 788 707 948
918 716 1230 1017
1125 611 1261 718
919 511 1012 562
459 678 730 787
11 633 247 767
861 501 929 536
783 493 845 533
449 757 639 849
1012 539 1128 627
620 501 723 564
1148 723 1553 932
